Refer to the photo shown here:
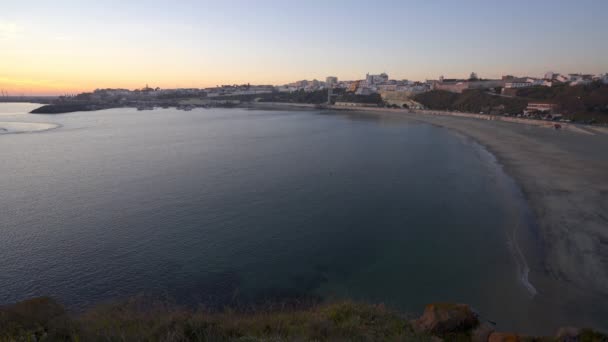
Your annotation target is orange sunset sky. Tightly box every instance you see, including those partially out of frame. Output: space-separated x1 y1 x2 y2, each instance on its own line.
2 1 607 96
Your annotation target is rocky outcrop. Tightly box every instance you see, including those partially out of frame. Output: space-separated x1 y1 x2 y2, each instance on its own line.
556 326 581 341
472 322 496 342
30 103 118 114
488 332 520 342
555 327 608 342
411 303 608 342
412 303 479 334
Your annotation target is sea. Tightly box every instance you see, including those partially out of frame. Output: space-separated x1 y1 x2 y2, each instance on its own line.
0 103 601 334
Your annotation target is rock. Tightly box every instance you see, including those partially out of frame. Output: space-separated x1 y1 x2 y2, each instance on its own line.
413 303 479 334
472 322 496 342
555 326 580 341
488 332 520 342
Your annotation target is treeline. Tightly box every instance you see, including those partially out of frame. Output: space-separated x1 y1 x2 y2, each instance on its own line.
257 89 384 105
3 296 607 341
258 89 332 104
337 92 384 104
414 90 527 115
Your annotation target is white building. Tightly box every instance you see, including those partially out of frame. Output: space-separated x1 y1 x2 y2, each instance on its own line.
504 77 552 89
365 73 389 86
325 76 338 87
569 74 594 86
504 78 533 88
544 71 556 80
355 87 374 95
376 84 397 91
556 74 569 83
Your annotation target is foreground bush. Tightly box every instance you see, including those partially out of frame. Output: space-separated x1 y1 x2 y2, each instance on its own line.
1 297 606 341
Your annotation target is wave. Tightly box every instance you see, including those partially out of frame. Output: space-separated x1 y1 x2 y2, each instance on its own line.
0 121 60 134
507 224 538 297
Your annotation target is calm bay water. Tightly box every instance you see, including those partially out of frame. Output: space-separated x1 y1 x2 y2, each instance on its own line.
0 103 574 333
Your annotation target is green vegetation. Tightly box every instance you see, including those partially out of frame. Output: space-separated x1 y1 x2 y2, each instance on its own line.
0 297 431 342
256 90 331 104
213 90 330 104
255 90 384 106
336 92 384 105
516 82 608 123
2 297 607 341
414 83 608 123
413 90 527 115
413 90 459 110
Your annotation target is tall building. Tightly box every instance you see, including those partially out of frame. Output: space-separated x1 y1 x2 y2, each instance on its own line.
326 76 338 87
365 73 389 85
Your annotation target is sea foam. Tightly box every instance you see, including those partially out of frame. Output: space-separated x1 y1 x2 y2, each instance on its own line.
0 122 59 134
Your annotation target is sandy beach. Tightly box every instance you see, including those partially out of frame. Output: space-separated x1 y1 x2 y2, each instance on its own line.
246 102 608 300
349 108 608 300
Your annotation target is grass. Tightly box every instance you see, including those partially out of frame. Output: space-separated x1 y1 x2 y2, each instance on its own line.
413 90 528 115
0 297 432 342
1 297 607 341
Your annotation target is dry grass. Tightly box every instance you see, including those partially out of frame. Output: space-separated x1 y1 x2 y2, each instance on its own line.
75 299 431 341
1 297 606 341
1 297 431 342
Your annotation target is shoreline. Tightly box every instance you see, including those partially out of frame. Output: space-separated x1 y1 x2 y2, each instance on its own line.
341 107 608 298
325 106 608 331
14 102 608 297
245 101 608 135
5 103 608 330
247 103 608 296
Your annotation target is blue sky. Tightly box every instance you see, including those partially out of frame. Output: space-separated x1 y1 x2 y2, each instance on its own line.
1 0 607 94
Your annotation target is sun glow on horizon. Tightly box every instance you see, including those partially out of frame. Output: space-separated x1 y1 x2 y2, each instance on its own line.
2 1 607 96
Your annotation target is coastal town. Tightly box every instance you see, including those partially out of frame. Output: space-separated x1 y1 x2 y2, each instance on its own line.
17 70 608 124
5 0 608 340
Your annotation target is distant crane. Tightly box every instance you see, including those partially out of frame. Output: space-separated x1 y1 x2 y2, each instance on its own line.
0 89 9 101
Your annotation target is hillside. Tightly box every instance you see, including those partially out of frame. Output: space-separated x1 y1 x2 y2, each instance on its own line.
1 297 606 341
256 89 383 105
515 82 608 122
413 90 528 115
414 83 608 123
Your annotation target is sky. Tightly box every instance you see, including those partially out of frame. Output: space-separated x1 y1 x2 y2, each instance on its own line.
1 0 607 95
